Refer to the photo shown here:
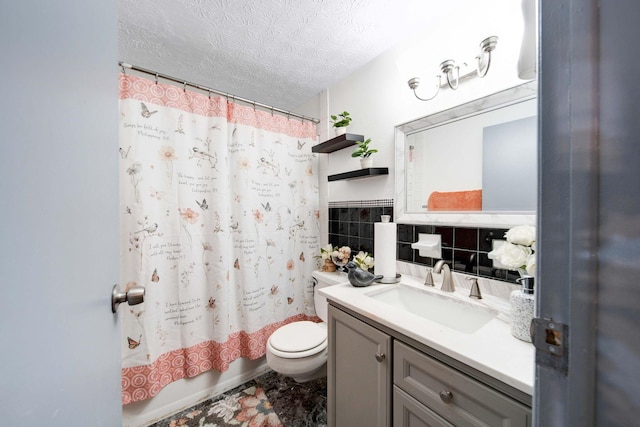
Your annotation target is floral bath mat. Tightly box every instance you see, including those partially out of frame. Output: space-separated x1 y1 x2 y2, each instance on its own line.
165 385 281 427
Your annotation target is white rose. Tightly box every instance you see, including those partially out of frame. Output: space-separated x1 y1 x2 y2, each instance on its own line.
526 253 536 276
505 225 536 246
490 242 532 269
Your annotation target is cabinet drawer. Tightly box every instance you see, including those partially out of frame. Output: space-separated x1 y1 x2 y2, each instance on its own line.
394 386 454 427
394 341 531 427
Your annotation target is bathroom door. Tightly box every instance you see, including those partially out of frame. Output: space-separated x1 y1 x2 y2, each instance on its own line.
0 1 122 425
537 0 640 425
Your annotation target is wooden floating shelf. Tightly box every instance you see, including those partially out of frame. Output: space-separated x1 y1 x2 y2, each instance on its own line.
328 167 389 181
311 133 365 153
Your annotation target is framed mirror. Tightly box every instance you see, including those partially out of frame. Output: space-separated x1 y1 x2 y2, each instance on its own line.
394 81 538 227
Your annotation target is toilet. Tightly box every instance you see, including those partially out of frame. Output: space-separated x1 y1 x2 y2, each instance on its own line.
265 270 344 382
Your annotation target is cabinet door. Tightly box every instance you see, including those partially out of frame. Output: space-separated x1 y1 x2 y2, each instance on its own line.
394 386 454 427
328 305 392 427
394 341 531 427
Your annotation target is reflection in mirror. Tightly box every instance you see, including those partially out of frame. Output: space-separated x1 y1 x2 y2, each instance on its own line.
406 98 536 212
483 115 537 210
395 81 537 227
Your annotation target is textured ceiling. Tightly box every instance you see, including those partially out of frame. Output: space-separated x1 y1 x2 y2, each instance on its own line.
118 0 473 112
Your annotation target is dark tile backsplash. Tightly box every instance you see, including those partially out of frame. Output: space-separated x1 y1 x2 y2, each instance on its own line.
328 201 393 255
328 201 516 284
397 223 513 282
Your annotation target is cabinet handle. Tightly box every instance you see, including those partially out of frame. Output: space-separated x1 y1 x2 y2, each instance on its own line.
439 390 454 404
375 352 385 362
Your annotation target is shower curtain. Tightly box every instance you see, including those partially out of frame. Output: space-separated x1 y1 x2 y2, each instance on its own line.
118 74 320 404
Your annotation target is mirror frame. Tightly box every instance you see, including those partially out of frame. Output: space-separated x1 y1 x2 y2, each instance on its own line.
394 81 538 227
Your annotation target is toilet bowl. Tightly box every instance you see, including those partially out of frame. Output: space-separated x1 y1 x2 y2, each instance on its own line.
265 270 345 382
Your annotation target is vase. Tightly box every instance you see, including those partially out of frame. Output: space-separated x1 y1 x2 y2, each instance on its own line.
360 157 373 169
331 254 349 272
322 258 336 272
334 126 347 136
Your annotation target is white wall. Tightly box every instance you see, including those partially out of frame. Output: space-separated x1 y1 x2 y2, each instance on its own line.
312 0 528 203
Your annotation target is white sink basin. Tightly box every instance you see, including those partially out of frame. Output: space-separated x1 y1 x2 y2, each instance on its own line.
366 284 497 334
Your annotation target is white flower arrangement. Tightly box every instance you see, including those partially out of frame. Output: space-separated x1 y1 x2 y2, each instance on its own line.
318 244 336 260
488 225 536 276
353 251 375 271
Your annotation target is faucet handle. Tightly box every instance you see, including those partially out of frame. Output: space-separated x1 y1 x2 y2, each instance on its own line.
424 271 435 286
466 277 482 299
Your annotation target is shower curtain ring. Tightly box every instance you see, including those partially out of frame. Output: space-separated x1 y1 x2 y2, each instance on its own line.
121 64 126 75
270 107 274 116
155 73 159 85
183 82 187 92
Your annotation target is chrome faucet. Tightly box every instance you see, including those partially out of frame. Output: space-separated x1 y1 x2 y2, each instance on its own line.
433 260 454 292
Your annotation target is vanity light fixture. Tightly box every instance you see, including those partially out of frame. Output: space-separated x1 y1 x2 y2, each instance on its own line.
440 59 459 90
408 36 498 102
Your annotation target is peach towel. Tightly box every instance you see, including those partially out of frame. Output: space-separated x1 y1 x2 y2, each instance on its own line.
427 189 482 211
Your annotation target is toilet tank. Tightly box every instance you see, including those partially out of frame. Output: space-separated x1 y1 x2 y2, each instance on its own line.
311 270 347 322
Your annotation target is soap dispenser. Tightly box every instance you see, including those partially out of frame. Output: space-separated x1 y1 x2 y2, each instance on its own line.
510 276 535 342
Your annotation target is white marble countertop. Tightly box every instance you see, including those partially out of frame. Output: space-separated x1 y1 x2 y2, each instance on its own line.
317 270 535 396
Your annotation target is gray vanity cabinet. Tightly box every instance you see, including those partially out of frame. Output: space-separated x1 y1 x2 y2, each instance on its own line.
328 304 392 427
328 304 532 427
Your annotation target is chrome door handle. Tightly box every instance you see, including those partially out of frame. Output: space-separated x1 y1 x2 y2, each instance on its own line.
111 284 145 313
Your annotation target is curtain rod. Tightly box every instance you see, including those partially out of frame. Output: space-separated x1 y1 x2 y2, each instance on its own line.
119 62 320 124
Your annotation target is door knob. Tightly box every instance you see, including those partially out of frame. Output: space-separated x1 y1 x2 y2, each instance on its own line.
111 284 145 313
375 352 386 362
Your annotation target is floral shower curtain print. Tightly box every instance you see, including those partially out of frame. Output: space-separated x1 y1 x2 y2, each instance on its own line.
119 74 320 404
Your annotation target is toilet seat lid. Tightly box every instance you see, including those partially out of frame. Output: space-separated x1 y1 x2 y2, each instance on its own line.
269 321 326 353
